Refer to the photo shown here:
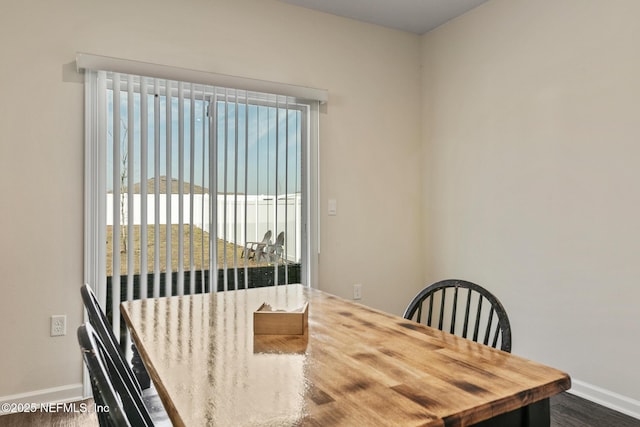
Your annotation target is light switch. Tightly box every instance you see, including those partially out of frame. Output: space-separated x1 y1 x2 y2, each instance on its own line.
328 199 337 216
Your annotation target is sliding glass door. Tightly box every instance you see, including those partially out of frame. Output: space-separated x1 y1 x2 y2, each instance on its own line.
85 70 314 344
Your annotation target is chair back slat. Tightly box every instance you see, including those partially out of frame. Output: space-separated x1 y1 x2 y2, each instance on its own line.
449 286 459 334
427 296 434 326
438 289 446 330
492 323 501 348
473 296 483 342
462 289 472 339
403 279 512 352
483 307 495 346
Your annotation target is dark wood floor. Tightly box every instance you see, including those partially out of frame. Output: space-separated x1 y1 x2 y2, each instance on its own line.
550 392 640 427
0 393 638 426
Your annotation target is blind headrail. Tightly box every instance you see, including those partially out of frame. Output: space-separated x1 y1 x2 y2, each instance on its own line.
76 52 328 104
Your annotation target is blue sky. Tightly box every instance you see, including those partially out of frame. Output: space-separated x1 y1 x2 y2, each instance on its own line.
106 88 302 195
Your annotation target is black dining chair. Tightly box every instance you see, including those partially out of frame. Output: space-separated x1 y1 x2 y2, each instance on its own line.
81 284 170 425
403 279 512 352
81 284 147 391
78 323 154 426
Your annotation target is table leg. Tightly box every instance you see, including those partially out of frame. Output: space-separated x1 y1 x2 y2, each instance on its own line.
522 398 550 427
131 343 151 389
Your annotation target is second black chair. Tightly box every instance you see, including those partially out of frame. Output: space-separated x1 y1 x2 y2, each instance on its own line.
78 323 154 426
81 284 145 392
403 279 512 352
81 284 170 425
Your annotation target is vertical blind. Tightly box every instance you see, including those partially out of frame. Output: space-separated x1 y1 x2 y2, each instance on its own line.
97 70 307 338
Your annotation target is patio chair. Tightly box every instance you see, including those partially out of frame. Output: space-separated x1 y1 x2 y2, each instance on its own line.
262 231 285 264
242 230 272 260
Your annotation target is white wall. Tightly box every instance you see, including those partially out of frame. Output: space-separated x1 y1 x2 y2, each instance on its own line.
0 0 422 401
421 0 640 408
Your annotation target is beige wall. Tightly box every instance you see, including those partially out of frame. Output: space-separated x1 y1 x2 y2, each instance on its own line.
0 0 422 398
421 0 640 402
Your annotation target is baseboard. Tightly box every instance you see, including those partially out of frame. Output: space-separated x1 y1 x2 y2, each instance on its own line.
569 379 640 420
0 383 83 415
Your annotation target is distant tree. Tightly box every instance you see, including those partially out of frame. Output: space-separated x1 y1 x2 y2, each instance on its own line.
120 124 128 254
109 119 128 254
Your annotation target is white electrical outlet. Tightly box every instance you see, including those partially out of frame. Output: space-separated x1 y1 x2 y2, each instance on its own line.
51 315 67 337
353 283 362 300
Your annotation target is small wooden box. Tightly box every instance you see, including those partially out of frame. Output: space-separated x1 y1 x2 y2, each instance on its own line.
253 302 309 335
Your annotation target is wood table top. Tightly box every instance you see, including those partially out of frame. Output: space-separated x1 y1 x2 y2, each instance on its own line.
120 284 571 426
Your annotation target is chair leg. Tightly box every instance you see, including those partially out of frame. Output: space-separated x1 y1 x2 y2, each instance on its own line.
131 343 151 389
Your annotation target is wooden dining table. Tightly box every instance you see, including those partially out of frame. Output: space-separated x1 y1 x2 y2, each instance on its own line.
120 284 571 426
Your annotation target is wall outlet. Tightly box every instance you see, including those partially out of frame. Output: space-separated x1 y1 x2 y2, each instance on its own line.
353 283 362 300
50 315 67 337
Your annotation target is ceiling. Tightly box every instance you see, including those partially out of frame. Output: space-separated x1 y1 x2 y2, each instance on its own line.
279 0 489 35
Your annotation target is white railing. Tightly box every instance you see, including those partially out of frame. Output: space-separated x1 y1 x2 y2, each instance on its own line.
106 193 302 262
